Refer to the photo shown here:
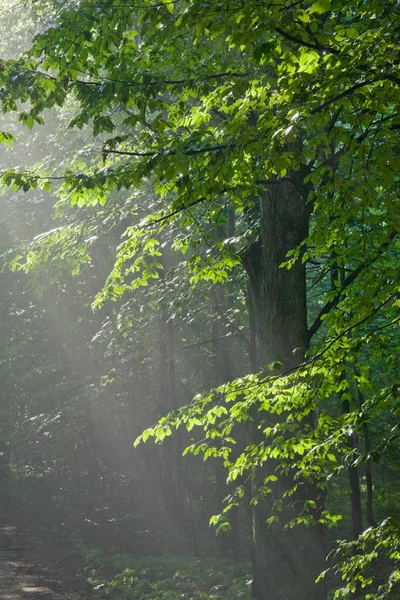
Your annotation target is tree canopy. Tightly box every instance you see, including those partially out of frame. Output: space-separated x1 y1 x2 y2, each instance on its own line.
0 0 399 599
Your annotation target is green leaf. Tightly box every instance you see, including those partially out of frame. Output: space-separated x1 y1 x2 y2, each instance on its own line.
310 0 330 14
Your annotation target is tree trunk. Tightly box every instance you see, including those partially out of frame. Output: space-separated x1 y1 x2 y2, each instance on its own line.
340 383 363 541
159 312 185 523
334 285 363 540
0 442 10 484
212 217 241 557
247 281 258 373
243 182 326 600
356 383 376 527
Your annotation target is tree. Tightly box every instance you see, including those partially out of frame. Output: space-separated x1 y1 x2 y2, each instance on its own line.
1 0 399 598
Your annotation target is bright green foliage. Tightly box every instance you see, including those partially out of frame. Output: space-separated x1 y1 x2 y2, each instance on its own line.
1 0 400 597
325 520 400 600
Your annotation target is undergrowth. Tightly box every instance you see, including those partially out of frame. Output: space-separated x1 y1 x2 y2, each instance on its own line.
76 543 252 600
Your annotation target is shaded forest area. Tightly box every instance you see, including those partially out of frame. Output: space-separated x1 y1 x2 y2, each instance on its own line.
0 0 399 599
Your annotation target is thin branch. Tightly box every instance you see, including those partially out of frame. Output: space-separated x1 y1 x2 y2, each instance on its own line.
174 334 242 354
104 143 227 159
185 297 400 414
75 71 251 89
311 79 378 115
308 231 398 340
256 177 298 186
142 194 216 228
381 74 400 87
275 26 340 55
268 296 397 389
212 291 250 349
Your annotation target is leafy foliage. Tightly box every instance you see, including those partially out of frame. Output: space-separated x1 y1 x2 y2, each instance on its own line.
0 0 400 598
77 548 252 600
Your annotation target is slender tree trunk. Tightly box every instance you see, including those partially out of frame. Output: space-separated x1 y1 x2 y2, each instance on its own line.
355 383 376 527
363 421 376 528
341 392 364 540
332 269 363 540
158 248 188 535
85 413 101 493
212 217 241 556
0 442 10 484
167 316 187 516
159 312 185 522
247 281 258 373
242 182 326 600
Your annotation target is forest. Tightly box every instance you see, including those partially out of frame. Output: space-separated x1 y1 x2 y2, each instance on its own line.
0 0 399 599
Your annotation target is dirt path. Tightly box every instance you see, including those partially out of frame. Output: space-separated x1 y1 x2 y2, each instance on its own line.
0 519 85 600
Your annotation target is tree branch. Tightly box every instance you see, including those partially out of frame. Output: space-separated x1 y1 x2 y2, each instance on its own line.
104 143 227 159
75 71 251 89
174 334 242 354
311 79 378 114
275 26 340 55
308 231 398 340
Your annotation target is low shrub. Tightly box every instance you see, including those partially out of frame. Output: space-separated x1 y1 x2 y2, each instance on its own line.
78 548 251 600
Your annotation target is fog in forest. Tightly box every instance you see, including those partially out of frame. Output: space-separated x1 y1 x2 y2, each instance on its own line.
0 0 399 599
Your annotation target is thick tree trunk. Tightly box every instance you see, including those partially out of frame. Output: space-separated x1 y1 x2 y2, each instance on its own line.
243 182 326 600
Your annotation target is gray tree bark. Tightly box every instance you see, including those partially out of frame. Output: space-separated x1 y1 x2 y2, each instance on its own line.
243 181 327 600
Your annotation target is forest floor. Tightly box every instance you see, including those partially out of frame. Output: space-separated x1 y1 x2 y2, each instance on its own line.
0 510 86 600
